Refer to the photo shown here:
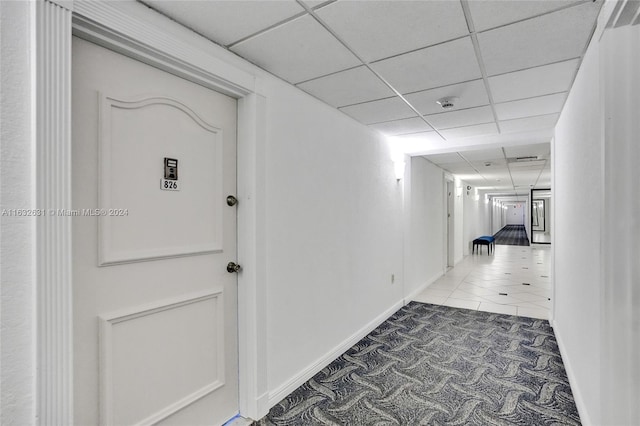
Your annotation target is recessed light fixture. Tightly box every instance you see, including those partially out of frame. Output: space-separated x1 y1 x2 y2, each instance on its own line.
436 97 459 110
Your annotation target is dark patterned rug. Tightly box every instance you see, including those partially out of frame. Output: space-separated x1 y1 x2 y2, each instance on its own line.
254 302 579 425
494 225 530 246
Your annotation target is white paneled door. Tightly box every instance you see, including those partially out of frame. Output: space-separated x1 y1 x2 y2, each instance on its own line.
72 38 239 426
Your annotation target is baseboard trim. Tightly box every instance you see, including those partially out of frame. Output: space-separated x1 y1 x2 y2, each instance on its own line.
267 299 404 408
255 392 270 420
404 272 444 304
551 319 593 426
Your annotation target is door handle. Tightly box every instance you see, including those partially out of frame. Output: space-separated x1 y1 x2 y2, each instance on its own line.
227 262 241 273
226 195 238 206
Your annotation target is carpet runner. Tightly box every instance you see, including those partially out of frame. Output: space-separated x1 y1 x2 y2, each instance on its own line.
493 225 530 246
254 302 579 425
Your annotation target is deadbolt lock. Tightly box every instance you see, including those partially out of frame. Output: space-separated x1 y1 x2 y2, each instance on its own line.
226 195 238 207
227 262 241 273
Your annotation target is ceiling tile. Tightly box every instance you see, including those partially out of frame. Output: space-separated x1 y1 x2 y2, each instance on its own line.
503 143 551 159
441 123 498 140
442 163 477 174
405 80 489 115
471 161 508 171
296 66 394 108
494 93 566 120
315 0 469 62
425 152 464 165
500 114 560 134
460 148 504 162
468 0 583 32
369 117 432 136
426 106 494 130
509 160 547 169
143 0 305 46
394 131 445 145
230 15 360 84
489 59 580 103
370 37 482 94
477 2 601 76
339 96 417 124
301 0 333 9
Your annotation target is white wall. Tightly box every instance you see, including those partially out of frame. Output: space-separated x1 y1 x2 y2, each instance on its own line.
263 76 404 399
0 2 36 424
599 22 640 426
404 157 445 297
554 18 640 424
553 35 602 425
505 203 524 225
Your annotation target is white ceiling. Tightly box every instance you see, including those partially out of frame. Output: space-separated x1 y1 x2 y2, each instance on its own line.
141 0 603 193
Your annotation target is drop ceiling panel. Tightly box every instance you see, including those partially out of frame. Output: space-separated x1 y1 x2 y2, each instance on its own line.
315 0 469 62
297 66 394 107
489 59 580 103
405 80 489 115
440 122 498 140
477 2 602 76
395 131 445 145
441 163 477 174
370 37 482 94
468 1 581 32
369 117 432 136
230 15 360 84
424 152 464 165
500 114 559 134
143 0 304 46
471 161 509 172
426 106 494 130
508 160 547 169
503 143 550 159
339 96 417 124
494 93 566 121
460 148 504 162
302 0 333 9
512 172 545 187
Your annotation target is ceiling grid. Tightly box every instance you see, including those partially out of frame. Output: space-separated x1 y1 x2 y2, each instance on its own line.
141 0 603 192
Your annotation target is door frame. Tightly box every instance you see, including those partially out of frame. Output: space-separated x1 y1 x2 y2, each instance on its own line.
445 178 455 270
35 0 268 423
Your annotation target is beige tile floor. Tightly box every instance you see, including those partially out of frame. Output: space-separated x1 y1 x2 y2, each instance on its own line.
413 244 551 319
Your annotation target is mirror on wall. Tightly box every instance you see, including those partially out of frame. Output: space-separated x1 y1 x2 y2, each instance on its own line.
531 189 551 244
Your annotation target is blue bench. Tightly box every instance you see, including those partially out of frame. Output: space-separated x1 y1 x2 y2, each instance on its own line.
473 236 495 255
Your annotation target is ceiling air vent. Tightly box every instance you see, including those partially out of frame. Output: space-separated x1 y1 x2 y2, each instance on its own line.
507 156 539 163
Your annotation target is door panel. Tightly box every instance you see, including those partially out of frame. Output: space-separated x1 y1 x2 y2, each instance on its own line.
72 37 238 425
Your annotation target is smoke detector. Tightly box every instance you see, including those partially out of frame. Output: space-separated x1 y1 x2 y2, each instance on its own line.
436 97 459 110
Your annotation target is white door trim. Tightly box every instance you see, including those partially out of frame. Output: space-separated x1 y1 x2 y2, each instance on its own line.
36 0 269 422
34 2 74 424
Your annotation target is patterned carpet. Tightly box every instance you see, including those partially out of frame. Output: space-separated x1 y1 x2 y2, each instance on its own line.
494 225 530 246
255 302 579 425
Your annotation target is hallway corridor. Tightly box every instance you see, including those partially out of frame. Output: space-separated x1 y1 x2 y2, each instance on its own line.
413 245 551 319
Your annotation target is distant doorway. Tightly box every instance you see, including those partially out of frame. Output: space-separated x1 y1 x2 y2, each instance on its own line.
531 189 552 244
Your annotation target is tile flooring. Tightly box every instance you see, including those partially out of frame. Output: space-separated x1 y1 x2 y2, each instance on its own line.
412 244 551 319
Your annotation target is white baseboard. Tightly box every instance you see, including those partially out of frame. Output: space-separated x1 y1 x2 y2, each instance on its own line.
267 299 404 408
404 272 444 304
551 319 592 426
